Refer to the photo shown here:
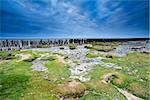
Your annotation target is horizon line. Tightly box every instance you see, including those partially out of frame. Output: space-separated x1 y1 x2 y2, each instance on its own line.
0 37 149 40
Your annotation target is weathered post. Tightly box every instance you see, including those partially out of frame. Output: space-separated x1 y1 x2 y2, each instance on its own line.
19 40 22 48
67 39 69 45
28 40 30 47
73 39 74 44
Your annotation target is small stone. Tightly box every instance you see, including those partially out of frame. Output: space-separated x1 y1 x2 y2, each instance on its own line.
43 74 49 80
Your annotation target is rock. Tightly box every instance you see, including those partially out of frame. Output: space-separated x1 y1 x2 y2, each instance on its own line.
43 74 49 80
114 41 150 57
57 80 86 98
60 96 78 100
102 72 124 85
70 76 90 82
31 55 48 71
102 73 114 84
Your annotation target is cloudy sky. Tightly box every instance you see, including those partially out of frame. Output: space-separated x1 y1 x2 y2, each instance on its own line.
0 0 149 38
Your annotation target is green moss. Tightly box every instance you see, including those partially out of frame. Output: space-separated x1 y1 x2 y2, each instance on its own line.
86 53 99 58
83 66 125 99
102 52 150 80
111 73 136 88
40 55 56 61
83 81 126 100
45 60 71 83
102 52 150 99
92 42 118 46
80 91 104 100
0 51 16 60
53 52 68 60
0 61 32 99
53 52 66 56
92 46 115 52
23 54 39 62
0 60 32 74
19 50 32 54
84 44 115 52
47 56 57 61
0 59 58 99
126 82 149 100
34 51 49 54
80 90 126 100
22 72 58 100
84 45 92 49
0 53 70 99
0 73 30 99
69 44 76 50
86 65 112 81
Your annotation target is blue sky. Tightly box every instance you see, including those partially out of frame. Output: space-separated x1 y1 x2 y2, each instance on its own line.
0 0 149 38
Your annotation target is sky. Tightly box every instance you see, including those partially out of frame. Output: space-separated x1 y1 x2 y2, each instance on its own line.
0 0 149 39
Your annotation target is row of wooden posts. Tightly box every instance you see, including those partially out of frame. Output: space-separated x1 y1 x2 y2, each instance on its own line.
0 39 87 51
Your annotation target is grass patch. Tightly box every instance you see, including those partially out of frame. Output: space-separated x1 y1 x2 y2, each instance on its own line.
0 59 58 99
102 52 150 99
0 52 70 99
22 59 71 99
45 60 71 83
23 54 39 62
127 82 149 99
83 81 126 100
46 56 57 61
40 54 56 61
87 65 113 81
102 52 150 80
69 44 76 50
84 45 92 49
83 65 127 100
92 45 115 52
72 60 80 65
22 72 58 100
0 51 16 60
53 52 66 56
0 60 32 74
110 72 136 88
53 52 68 60
0 73 30 99
86 53 99 58
19 50 32 54
91 42 119 46
80 91 106 100
0 60 32 99
84 44 115 52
